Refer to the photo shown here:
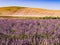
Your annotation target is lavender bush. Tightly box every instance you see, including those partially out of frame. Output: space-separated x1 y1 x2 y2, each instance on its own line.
0 18 60 45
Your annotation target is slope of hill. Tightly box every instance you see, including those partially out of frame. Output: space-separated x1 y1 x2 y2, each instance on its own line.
0 6 26 15
0 6 60 17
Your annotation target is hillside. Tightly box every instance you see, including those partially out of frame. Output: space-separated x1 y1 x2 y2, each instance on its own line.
0 6 60 17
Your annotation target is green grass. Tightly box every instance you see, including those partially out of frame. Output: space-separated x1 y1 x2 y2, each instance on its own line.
0 16 60 19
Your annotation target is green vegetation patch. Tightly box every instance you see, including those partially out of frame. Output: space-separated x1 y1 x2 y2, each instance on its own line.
0 16 60 19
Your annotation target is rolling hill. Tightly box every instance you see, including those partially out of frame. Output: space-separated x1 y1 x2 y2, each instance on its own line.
0 6 60 17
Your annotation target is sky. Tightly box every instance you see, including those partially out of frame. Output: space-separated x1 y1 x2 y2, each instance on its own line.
0 0 60 10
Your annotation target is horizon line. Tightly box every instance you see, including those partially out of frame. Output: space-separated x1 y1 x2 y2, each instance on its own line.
0 6 60 10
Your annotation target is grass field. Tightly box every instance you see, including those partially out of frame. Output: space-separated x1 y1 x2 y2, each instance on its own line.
0 16 60 19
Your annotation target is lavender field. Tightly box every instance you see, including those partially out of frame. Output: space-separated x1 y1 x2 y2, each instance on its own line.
0 18 60 45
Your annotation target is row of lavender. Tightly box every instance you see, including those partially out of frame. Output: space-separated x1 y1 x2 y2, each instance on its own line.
0 19 60 45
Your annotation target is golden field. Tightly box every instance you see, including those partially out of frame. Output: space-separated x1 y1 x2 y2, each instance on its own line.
0 6 60 17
